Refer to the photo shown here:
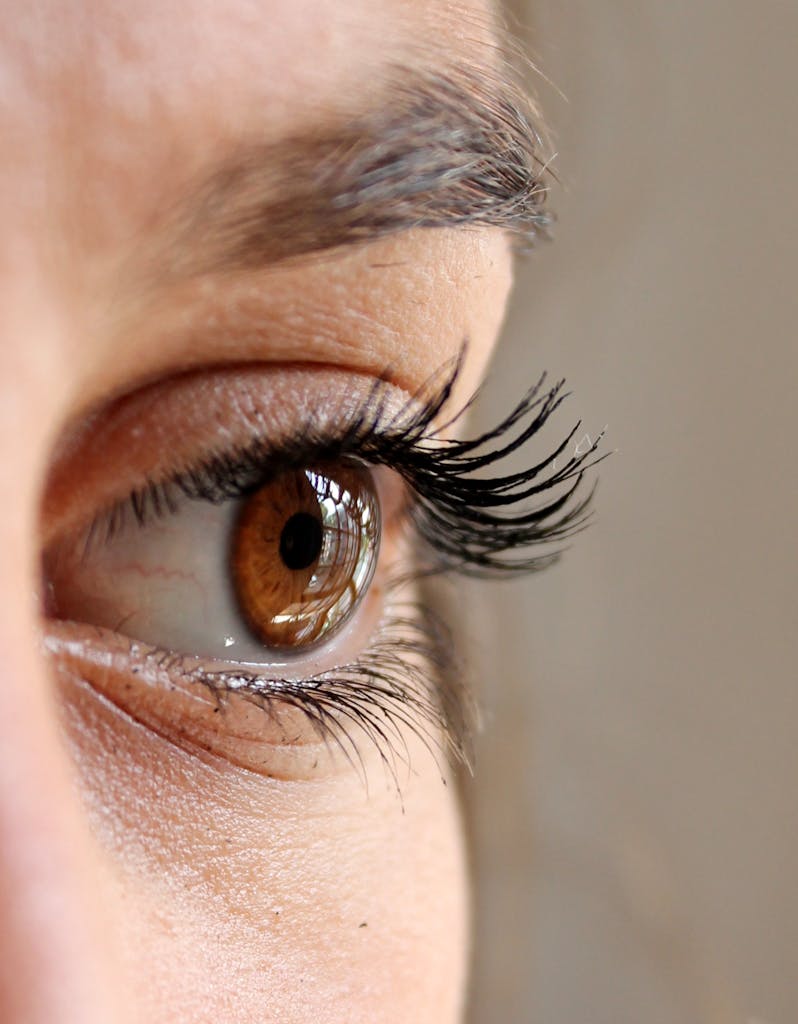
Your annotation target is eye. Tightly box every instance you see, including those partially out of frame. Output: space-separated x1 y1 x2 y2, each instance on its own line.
40 362 603 778
45 459 386 669
233 465 380 650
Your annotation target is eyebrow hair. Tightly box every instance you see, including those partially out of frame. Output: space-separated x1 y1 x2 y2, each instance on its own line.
164 63 552 276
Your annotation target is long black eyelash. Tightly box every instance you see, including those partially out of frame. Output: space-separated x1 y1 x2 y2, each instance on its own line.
119 351 606 574
379 359 607 575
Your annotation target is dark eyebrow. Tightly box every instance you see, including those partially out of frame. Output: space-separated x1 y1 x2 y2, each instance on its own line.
163 64 552 277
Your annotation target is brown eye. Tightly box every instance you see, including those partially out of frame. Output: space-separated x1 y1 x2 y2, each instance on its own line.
231 464 380 650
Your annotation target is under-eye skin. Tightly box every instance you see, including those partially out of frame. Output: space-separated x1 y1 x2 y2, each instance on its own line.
41 357 605 779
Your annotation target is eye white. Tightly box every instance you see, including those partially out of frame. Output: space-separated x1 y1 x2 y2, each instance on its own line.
57 495 285 661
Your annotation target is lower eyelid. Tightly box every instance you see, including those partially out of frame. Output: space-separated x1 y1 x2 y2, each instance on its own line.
41 446 443 780
42 579 465 783
46 620 371 781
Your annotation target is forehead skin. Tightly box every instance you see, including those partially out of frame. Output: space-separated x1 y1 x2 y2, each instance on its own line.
0 2 517 1023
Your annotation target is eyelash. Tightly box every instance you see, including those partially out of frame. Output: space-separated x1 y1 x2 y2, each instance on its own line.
78 356 605 776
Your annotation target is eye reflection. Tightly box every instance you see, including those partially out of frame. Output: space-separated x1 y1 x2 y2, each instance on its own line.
232 466 380 650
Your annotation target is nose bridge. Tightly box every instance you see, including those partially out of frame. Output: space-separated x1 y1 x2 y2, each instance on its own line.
0 308 121 1023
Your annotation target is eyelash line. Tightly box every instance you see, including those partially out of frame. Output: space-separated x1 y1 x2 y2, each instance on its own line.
70 355 605 779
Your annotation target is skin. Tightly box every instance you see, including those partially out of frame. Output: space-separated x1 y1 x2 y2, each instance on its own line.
0 1 515 1022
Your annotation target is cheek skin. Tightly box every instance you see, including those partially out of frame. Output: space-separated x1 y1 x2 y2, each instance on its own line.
59 671 469 1024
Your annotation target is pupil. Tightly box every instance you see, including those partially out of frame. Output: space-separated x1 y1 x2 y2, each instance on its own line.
279 512 323 571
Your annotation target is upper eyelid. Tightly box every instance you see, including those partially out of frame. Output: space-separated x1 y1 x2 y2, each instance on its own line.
39 365 419 545
50 357 605 578
44 372 434 555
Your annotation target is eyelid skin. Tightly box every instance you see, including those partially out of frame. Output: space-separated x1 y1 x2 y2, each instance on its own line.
42 365 415 547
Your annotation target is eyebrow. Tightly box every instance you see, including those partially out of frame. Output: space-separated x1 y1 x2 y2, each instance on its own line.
162 63 552 277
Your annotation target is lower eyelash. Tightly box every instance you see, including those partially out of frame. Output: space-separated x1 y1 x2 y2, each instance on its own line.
149 595 472 785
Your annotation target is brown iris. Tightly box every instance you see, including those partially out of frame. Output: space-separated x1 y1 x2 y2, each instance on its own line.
231 464 380 650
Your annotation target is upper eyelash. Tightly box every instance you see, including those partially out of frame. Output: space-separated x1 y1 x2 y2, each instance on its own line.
104 353 606 575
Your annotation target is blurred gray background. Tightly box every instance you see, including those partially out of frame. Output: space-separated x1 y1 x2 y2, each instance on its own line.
467 2 798 1022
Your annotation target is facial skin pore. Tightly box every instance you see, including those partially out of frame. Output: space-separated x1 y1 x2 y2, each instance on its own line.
0 2 538 1021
